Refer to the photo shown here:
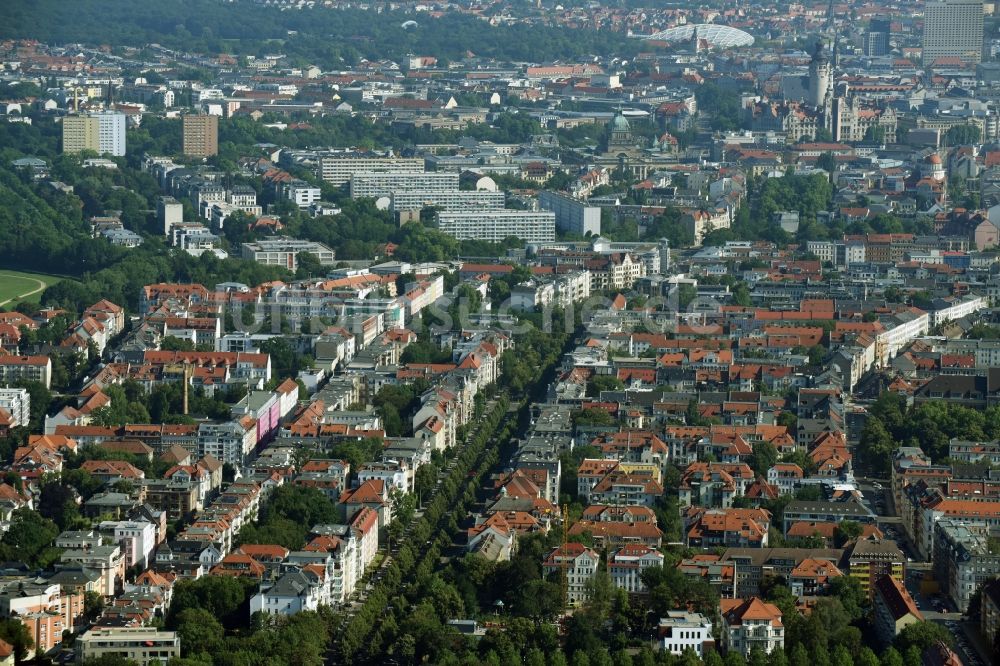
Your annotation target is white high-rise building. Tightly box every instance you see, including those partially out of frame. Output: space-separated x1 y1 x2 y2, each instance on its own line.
95 111 127 156
923 0 984 65
538 190 601 236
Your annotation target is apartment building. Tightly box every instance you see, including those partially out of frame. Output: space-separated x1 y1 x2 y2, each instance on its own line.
76 628 180 665
543 543 600 605
873 575 923 645
0 388 30 430
437 210 556 243
350 172 458 199
182 114 219 158
62 112 126 156
510 271 591 312
157 196 184 236
389 189 505 213
659 611 714 657
318 155 424 186
933 520 1000 613
0 355 53 389
538 190 602 236
609 544 664 594
719 597 784 656
847 538 905 600
62 114 100 154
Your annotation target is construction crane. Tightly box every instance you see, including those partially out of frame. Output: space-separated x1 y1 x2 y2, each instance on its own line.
561 503 569 614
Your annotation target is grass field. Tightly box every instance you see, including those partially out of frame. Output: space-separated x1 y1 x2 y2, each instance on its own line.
0 270 63 306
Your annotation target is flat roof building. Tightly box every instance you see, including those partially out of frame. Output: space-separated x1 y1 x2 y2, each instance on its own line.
538 190 601 237
923 0 983 65
182 114 219 158
437 210 556 243
350 172 459 199
76 628 180 665
319 155 424 186
389 189 505 213
241 239 336 271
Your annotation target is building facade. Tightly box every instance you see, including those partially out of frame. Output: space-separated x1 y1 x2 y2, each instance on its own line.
922 0 984 65
437 210 556 243
182 114 219 158
538 190 602 237
241 240 337 271
933 520 1000 613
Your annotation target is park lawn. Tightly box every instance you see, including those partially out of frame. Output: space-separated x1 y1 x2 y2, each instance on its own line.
0 270 63 305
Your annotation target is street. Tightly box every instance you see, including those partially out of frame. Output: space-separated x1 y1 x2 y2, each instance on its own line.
855 476 988 666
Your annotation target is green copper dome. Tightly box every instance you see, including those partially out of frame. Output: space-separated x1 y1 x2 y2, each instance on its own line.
610 112 631 132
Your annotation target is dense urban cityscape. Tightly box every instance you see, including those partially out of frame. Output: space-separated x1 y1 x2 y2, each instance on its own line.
1 0 1000 664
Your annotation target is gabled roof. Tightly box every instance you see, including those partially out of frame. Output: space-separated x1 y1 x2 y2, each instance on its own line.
720 597 783 626
873 574 922 622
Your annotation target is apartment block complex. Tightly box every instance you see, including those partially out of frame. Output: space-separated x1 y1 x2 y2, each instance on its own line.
63 112 126 156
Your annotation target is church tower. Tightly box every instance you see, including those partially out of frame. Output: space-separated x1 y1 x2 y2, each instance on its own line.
808 41 832 109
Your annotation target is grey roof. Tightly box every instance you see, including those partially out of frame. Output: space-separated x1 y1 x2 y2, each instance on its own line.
784 500 874 517
267 570 311 597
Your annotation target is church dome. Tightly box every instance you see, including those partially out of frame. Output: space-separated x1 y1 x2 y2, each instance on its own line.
925 153 942 165
610 112 631 133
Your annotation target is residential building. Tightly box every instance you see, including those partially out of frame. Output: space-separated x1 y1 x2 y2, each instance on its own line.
437 210 556 243
285 182 322 208
0 578 83 656
98 520 158 571
980 578 1000 649
0 355 52 389
933 520 1000 613
318 155 424 186
349 172 458 199
58 544 125 596
182 114 218 158
609 544 664 594
250 569 327 616
543 543 600 605
848 538 905 600
873 575 923 645
686 508 771 548
0 389 30 430
95 112 126 157
658 611 714 657
538 190 601 236
683 208 731 245
510 271 591 312
719 597 784 656
781 500 875 534
717 547 846 598
389 190 505 213
75 628 180 665
157 196 184 236
62 114 100 154
65 112 126 157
